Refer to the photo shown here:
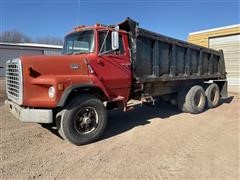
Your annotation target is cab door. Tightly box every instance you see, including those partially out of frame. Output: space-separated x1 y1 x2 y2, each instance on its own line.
94 31 132 99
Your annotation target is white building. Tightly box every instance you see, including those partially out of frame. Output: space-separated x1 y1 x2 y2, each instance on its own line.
0 42 63 77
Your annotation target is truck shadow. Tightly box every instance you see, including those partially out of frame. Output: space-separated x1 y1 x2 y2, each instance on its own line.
40 101 180 140
101 96 234 141
40 96 234 142
219 96 234 105
101 101 181 140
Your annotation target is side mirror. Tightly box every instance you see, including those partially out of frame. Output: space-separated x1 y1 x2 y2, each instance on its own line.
111 31 119 50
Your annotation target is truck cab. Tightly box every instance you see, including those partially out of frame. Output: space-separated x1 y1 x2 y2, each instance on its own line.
5 24 133 145
62 25 133 103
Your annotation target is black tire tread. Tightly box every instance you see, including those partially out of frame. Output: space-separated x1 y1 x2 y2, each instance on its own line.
178 85 206 114
205 83 220 108
177 87 189 112
57 95 107 145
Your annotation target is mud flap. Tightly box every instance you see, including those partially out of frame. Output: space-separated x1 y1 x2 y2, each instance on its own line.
214 80 228 98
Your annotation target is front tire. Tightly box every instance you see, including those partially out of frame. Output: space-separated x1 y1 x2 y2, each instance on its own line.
58 95 107 145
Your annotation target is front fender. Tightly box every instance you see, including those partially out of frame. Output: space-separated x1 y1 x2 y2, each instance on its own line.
57 83 110 107
23 74 91 108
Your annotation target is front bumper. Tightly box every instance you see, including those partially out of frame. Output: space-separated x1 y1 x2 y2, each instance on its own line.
5 100 53 123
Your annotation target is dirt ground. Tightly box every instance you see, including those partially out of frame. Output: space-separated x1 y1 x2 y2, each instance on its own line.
0 93 239 179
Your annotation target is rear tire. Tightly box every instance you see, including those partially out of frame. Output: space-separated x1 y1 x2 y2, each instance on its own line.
205 83 220 108
177 85 206 114
177 87 189 112
57 95 107 145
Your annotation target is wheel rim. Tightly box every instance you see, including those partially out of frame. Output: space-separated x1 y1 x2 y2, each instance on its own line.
73 106 99 134
210 87 217 102
194 90 204 108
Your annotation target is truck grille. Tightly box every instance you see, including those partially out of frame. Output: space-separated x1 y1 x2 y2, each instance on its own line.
6 58 23 105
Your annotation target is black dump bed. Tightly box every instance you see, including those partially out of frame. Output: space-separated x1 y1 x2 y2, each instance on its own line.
118 18 226 82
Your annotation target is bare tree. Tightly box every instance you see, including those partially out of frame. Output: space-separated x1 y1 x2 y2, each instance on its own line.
0 30 32 43
0 30 63 45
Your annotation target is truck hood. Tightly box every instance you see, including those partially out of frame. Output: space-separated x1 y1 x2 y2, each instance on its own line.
21 54 89 76
18 54 92 108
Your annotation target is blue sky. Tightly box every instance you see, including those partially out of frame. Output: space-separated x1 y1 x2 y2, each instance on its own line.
1 0 239 40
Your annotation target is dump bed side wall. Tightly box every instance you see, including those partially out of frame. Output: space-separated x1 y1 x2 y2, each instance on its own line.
135 28 226 82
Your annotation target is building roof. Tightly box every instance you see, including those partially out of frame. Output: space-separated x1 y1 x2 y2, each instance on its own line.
189 24 240 35
0 42 63 49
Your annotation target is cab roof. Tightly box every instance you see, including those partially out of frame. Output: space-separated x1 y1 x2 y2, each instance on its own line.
66 24 127 36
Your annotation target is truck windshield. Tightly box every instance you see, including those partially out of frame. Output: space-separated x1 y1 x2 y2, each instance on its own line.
63 30 94 54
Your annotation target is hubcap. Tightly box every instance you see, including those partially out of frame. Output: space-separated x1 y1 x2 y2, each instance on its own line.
210 87 216 102
73 106 99 134
194 90 204 107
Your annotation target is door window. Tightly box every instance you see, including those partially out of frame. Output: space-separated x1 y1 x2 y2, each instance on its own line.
99 31 125 55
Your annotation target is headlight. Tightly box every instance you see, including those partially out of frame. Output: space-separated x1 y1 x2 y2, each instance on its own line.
48 86 55 98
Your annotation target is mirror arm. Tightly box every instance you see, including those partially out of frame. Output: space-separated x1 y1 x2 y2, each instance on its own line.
99 48 118 56
98 26 110 55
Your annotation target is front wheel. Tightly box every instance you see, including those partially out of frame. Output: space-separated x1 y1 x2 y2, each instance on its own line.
57 95 107 145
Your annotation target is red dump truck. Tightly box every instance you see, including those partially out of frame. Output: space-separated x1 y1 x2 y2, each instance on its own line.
5 18 227 145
